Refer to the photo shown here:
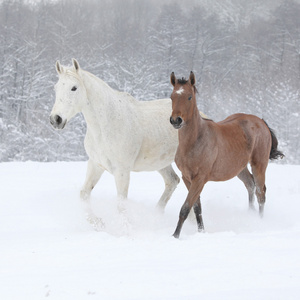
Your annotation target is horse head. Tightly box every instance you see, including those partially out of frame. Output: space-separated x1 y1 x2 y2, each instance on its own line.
50 59 88 129
169 71 197 129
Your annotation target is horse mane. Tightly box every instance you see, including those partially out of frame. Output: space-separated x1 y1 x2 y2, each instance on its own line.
58 62 82 81
65 69 81 80
202 116 213 122
177 77 188 84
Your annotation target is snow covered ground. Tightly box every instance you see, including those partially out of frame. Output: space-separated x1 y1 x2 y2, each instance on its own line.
0 162 299 299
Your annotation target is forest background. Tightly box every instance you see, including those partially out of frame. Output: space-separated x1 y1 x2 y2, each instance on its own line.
0 0 299 163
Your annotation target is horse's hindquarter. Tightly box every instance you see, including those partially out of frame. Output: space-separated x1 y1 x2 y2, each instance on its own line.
132 99 178 172
210 114 270 180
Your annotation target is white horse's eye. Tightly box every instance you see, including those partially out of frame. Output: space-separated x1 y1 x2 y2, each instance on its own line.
71 86 77 91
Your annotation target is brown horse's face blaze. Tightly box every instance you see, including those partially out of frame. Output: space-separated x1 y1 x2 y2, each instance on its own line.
170 72 196 129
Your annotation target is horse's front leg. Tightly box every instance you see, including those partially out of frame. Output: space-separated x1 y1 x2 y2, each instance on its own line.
80 159 105 230
80 159 105 199
114 169 132 233
173 179 205 238
113 169 130 210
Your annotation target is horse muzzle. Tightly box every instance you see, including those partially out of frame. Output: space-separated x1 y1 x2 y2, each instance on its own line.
50 114 67 129
170 116 183 129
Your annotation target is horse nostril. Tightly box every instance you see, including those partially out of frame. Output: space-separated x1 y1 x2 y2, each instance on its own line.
176 117 182 125
50 114 66 129
170 116 183 127
54 115 62 125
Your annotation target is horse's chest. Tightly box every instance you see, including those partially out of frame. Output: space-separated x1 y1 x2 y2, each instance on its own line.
175 148 197 176
84 133 114 170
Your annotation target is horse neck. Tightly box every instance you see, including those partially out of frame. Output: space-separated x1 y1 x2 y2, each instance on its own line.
80 70 119 126
178 105 203 148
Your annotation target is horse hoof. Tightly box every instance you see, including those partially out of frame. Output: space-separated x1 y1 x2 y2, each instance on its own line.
86 214 105 231
198 227 205 233
155 204 165 214
172 232 180 239
80 190 90 200
248 204 256 212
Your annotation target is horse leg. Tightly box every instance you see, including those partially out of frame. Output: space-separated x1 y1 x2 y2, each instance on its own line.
237 167 256 211
114 169 132 233
251 164 267 217
182 176 204 232
80 159 105 229
80 159 104 200
173 179 205 238
114 169 131 212
156 165 180 211
193 198 204 232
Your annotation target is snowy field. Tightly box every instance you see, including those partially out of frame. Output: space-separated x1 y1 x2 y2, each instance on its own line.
0 161 299 299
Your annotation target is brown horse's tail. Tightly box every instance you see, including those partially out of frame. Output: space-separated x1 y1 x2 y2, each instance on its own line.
263 120 285 160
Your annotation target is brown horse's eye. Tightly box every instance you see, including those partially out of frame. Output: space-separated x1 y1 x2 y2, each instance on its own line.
71 86 77 91
188 96 192 101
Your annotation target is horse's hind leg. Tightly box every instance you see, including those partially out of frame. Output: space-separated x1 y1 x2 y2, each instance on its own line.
193 197 204 232
156 165 180 211
114 169 131 214
114 169 130 199
251 163 267 217
114 169 132 233
237 166 255 211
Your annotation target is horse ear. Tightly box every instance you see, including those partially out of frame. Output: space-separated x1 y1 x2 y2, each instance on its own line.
189 71 195 86
56 61 62 74
170 72 176 86
72 58 80 72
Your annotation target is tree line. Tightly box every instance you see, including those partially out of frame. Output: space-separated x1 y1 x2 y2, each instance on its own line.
0 0 299 163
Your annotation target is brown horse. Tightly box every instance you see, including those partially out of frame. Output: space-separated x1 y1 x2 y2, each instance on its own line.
170 71 284 238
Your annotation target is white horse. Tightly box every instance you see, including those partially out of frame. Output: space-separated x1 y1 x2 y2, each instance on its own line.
50 59 180 228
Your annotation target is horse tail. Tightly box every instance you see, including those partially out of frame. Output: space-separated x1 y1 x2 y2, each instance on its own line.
263 120 285 160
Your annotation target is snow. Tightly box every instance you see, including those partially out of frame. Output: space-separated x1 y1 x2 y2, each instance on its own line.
0 162 300 299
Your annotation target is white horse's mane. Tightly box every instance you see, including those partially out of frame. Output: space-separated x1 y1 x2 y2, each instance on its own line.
66 69 79 78
61 65 114 94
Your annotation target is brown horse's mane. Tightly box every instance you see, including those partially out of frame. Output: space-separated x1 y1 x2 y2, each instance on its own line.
177 77 188 84
201 116 213 122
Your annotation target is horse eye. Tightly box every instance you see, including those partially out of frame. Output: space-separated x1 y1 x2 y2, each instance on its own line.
71 86 77 91
188 96 192 101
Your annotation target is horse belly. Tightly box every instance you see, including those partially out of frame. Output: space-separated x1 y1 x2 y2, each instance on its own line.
133 132 178 172
133 142 177 172
84 134 117 173
210 151 250 182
